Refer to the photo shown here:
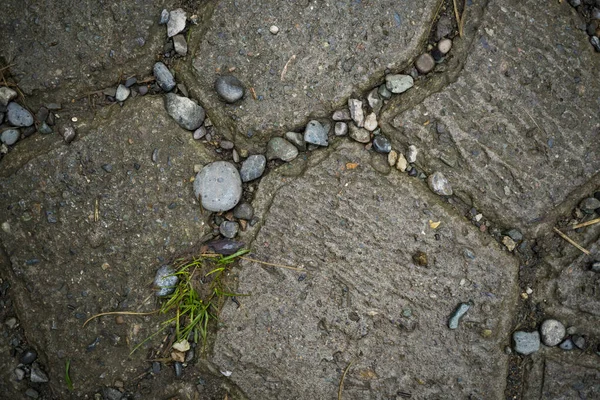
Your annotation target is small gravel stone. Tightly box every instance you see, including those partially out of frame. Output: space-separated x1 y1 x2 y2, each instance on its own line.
448 302 472 329
215 75 244 103
38 122 52 134
240 155 266 182
388 150 398 166
25 388 39 399
364 113 377 131
284 131 306 150
164 93 205 131
513 331 541 355
154 265 179 297
62 125 76 143
7 102 34 127
591 261 600 273
334 122 348 136
332 109 351 121
36 107 49 123
138 85 148 96
428 172 453 196
372 136 391 153
0 87 17 106
266 137 298 161
30 363 49 383
115 84 130 102
568 0 581 6
173 34 188 56
220 140 234 150
159 9 170 24
20 349 38 364
103 387 123 400
174 362 183 378
505 229 523 242
415 53 435 74
502 236 516 252
348 99 364 127
579 197 600 214
1 129 20 145
167 8 187 37
233 202 254 220
367 88 382 114
592 36 600 52
153 62 176 92
385 74 414 94
438 39 453 55
193 126 207 140
304 120 328 146
378 84 392 100
407 145 418 163
220 221 239 238
348 125 370 143
269 25 279 35
193 161 242 211
559 338 574 350
540 319 566 346
14 368 25 381
396 153 408 172
572 334 586 349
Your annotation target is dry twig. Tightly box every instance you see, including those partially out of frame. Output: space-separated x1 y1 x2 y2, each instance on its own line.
281 54 296 81
82 310 159 328
553 227 590 255
240 256 305 272
571 217 600 230
338 359 354 400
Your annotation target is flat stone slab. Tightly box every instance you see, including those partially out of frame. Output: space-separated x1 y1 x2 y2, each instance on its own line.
212 142 518 399
380 0 600 233
191 0 437 146
524 358 600 399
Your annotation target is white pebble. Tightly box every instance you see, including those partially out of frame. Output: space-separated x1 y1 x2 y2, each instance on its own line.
269 25 279 35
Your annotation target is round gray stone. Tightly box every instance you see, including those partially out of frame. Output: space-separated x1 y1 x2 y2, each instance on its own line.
438 38 452 55
385 74 414 94
378 84 392 99
233 202 254 220
1 129 20 145
415 53 435 74
540 319 566 346
513 331 540 355
154 265 179 297
20 349 37 364
164 93 205 131
372 136 392 153
348 125 370 143
153 62 176 92
427 172 453 196
559 338 574 350
304 120 328 146
193 161 242 212
215 75 244 103
219 221 239 239
335 122 348 136
284 131 306 151
266 137 298 161
240 154 266 182
579 197 600 214
193 126 207 140
115 84 130 102
6 102 34 127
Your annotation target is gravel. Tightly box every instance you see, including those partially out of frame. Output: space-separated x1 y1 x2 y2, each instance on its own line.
215 75 245 103
438 39 452 55
164 93 205 131
29 363 49 383
269 25 280 35
513 331 541 355
193 126 207 140
153 62 176 92
154 265 179 297
220 221 239 238
348 99 364 127
193 161 242 212
284 131 306 150
173 34 188 56
167 8 187 37
334 122 348 136
159 9 170 24
20 349 38 364
364 113 377 131
304 120 328 146
233 202 254 220
1 129 20 145
0 87 17 106
266 137 299 161
367 88 383 114
388 150 398 166
540 319 566 346
448 302 472 329
372 136 391 153
579 197 600 214
415 53 435 74
115 84 130 102
428 172 453 196
332 109 351 121
559 338 574 350
407 145 418 163
62 125 76 143
6 102 34 127
348 125 370 143
240 154 266 182
378 84 392 99
385 74 414 94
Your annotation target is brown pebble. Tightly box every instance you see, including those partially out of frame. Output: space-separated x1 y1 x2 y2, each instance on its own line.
412 251 428 267
415 53 435 74
115 316 125 325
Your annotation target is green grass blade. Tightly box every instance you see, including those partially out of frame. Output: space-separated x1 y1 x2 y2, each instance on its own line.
65 359 73 391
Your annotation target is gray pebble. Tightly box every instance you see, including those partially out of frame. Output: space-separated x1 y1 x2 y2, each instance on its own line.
385 74 414 94
138 85 148 96
30 363 49 383
572 334 586 349
579 197 600 214
367 88 382 114
1 129 20 145
591 261 600 273
592 36 600 52
505 229 523 242
568 0 581 6
284 131 306 151
20 349 37 364
220 140 234 150
193 161 242 212
332 109 351 121
233 202 254 220
540 319 566 346
232 149 240 163
36 107 49 123
154 265 179 297
407 145 418 163
334 122 348 136
152 361 161 374
559 338 574 350
167 9 187 38
14 368 25 381
159 9 170 24
193 126 207 140
240 154 266 182
25 388 39 399
215 75 244 103
125 77 137 88
0 87 17 107
153 62 176 92
38 122 52 134
348 125 370 143
219 221 239 238
372 136 392 153
438 38 452 55
428 172 453 196
164 93 205 131
103 387 124 400
62 125 76 144
415 53 435 74
115 84 130 102
378 84 392 100
513 331 540 355
174 361 183 378
348 99 364 127
7 102 34 127
304 120 328 146
448 301 472 329
173 34 188 56
267 137 298 161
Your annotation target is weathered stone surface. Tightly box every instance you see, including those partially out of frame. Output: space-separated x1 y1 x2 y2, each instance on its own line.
190 0 438 145
524 359 600 399
212 142 517 399
380 0 600 233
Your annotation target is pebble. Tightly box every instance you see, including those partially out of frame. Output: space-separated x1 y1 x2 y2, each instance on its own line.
266 137 298 161
364 113 377 131
233 202 254 220
7 102 34 127
304 120 328 146
396 153 408 172
232 149 240 162
25 388 39 399
502 236 516 252
167 9 187 37
115 84 130 102
5 317 18 329
159 9 170 24
30 363 49 383
174 362 183 378
1 129 20 146
332 109 351 121
367 89 383 114
0 87 17 106
415 53 435 74
448 302 472 329
572 334 586 349
172 339 190 352
220 140 234 150
153 62 176 92
385 74 414 94
14 368 25 381
372 136 391 153
269 25 279 35
215 75 244 103
592 36 600 52
20 349 38 364
438 39 452 55
220 221 239 238
194 161 242 212
348 125 370 143
138 85 148 96
505 228 523 242
38 122 52 134
193 126 207 140
428 172 453 196
240 155 266 182
103 387 124 400
62 125 76 144
285 131 306 150
378 84 392 100
559 337 574 350
173 34 188 56
568 0 581 6
591 261 600 273
154 265 179 297
334 122 348 136
370 153 390 175
164 93 205 131
540 319 566 346
579 197 600 214
348 99 364 127
406 145 418 163
388 150 398 166
513 331 541 355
